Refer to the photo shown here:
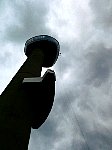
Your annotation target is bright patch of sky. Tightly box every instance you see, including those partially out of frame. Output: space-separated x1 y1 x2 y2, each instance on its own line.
47 0 92 42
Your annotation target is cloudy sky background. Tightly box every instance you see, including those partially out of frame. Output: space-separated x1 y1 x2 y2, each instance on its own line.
0 0 112 149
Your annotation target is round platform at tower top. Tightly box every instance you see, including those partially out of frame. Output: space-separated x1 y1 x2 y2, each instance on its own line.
24 35 60 68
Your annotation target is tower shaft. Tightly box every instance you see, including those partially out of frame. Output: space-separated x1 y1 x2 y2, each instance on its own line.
0 48 44 150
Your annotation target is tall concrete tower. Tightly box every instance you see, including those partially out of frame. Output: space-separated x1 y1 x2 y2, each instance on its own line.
0 35 60 150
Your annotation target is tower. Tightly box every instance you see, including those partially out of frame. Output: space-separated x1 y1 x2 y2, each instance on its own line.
0 35 60 150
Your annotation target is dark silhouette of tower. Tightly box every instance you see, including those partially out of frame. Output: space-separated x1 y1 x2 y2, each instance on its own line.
0 35 60 150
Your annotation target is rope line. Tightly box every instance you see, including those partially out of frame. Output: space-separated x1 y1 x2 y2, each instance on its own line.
59 54 90 150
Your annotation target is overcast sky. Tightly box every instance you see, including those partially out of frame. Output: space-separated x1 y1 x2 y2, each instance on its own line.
0 0 112 149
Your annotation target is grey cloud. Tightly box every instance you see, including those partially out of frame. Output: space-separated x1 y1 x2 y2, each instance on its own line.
3 0 50 43
75 111 112 150
37 118 60 138
30 119 61 150
87 129 112 150
55 43 74 72
0 51 12 67
84 44 112 87
89 0 112 30
56 92 74 113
